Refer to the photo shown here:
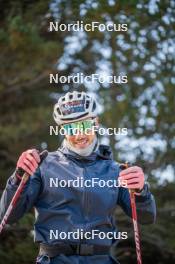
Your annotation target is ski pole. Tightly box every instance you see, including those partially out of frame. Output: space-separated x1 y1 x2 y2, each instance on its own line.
129 189 142 264
0 150 48 234
120 163 142 264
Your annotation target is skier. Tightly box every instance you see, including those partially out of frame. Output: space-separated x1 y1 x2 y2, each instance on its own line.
0 91 156 264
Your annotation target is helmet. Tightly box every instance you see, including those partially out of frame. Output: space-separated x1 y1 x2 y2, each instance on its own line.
53 91 97 125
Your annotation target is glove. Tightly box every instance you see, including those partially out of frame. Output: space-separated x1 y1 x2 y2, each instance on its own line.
15 149 40 179
118 166 145 195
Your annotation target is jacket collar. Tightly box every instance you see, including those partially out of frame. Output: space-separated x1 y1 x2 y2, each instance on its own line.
58 143 113 161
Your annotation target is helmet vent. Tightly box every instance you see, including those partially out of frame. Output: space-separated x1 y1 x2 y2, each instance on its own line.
86 100 90 109
57 107 61 115
92 102 96 111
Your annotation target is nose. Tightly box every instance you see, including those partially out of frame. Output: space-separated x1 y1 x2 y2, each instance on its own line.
74 132 86 140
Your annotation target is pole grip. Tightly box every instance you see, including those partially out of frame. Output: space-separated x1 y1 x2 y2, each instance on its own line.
16 150 48 177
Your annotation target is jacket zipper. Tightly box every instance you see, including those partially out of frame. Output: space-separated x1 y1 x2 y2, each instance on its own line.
83 166 89 221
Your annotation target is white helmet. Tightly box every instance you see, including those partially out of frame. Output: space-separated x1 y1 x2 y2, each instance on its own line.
53 91 97 125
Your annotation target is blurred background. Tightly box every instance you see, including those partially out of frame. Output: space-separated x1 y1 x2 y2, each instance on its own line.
0 0 175 263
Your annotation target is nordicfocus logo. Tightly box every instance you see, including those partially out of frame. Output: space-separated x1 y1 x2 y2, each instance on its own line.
49 177 127 188
50 73 128 84
49 21 128 32
49 229 128 240
49 126 128 136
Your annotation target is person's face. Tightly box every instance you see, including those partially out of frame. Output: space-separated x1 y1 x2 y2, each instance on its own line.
64 117 99 149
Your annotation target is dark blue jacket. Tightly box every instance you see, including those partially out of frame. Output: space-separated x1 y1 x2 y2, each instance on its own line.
0 145 156 262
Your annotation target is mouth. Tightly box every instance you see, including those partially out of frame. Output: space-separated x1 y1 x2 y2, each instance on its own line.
75 138 89 147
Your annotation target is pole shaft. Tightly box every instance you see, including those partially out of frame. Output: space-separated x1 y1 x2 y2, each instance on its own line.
0 173 29 234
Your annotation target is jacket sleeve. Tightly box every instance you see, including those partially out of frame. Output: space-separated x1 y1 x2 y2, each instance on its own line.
117 184 156 224
0 168 42 224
